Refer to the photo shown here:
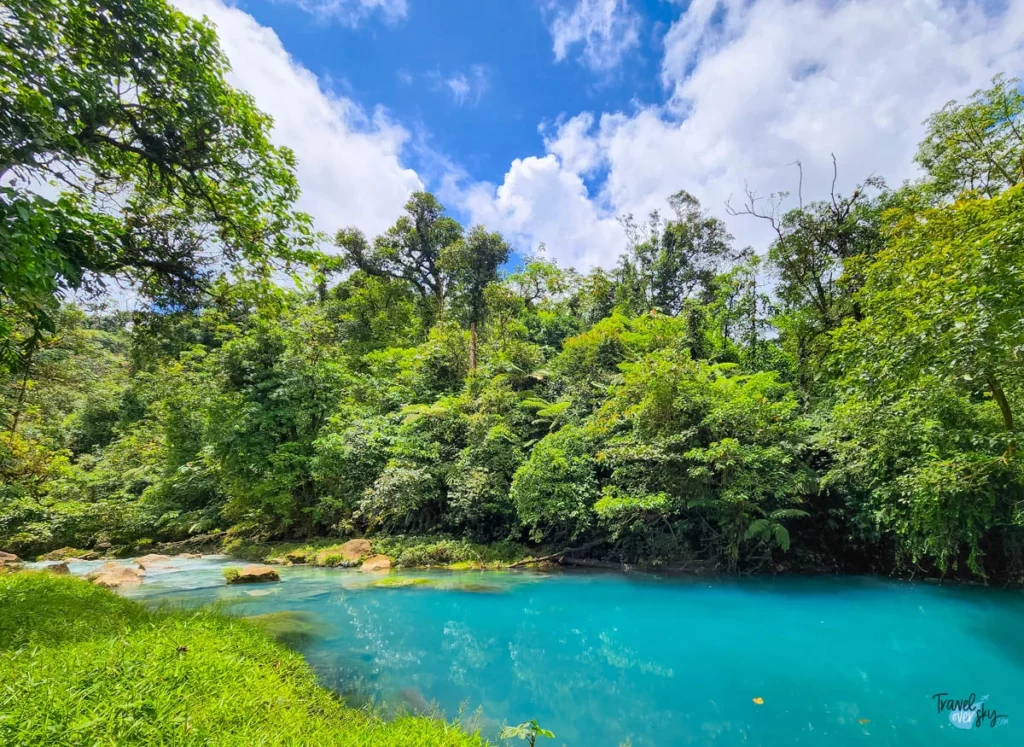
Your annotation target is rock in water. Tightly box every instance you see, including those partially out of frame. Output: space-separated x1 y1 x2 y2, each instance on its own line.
90 565 144 588
175 553 202 559
87 562 145 580
135 554 172 568
0 551 19 563
44 562 70 575
359 555 392 572
228 565 281 584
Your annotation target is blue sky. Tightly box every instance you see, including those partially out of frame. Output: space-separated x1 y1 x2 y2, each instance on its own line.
233 0 675 189
175 0 1024 270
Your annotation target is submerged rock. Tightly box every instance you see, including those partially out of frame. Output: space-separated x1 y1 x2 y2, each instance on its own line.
242 610 323 646
359 555 392 572
227 564 280 584
399 687 433 714
370 577 431 589
43 562 70 575
447 581 503 594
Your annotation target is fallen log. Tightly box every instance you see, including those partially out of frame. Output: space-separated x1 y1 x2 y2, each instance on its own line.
155 532 224 550
558 556 629 570
507 540 605 568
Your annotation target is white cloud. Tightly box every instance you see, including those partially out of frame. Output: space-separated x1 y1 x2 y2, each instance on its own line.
433 66 491 106
541 112 601 174
278 0 408 27
445 156 621 270
458 0 1024 269
547 0 641 72
174 0 421 239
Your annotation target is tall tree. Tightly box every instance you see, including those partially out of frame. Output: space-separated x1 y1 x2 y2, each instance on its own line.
834 183 1024 450
616 191 734 316
335 192 463 327
443 226 510 372
916 74 1024 200
0 0 313 366
728 162 886 390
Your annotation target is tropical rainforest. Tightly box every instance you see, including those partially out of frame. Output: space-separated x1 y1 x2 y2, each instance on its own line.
3 0 1024 582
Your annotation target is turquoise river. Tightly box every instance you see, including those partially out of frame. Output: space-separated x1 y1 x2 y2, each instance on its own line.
49 557 1023 746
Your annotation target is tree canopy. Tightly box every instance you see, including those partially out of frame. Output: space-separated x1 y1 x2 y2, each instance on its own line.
1 5 1022 581
1 0 313 365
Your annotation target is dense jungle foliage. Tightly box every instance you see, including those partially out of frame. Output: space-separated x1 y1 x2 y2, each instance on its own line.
2 0 1023 580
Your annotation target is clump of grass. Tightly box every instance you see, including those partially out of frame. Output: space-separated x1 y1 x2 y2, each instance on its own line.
222 567 241 583
0 573 489 746
220 534 534 570
318 552 346 567
370 536 530 568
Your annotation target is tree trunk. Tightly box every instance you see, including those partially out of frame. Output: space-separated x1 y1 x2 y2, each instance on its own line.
507 539 605 568
469 321 478 373
8 347 35 438
987 372 1016 454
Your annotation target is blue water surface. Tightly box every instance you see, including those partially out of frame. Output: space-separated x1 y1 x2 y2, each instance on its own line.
51 558 1023 746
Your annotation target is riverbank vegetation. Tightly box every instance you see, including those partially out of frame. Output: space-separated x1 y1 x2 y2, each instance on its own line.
0 572 487 746
2 0 1023 581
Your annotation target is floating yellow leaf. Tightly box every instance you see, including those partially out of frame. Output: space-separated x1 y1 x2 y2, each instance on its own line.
858 719 870 725
752 697 764 705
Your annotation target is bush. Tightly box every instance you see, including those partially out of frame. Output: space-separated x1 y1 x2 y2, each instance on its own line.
510 425 599 543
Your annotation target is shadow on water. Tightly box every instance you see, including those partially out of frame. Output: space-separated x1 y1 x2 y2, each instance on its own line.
959 593 1024 671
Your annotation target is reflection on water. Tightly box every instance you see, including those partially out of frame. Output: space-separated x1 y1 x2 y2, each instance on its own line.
40 557 1024 746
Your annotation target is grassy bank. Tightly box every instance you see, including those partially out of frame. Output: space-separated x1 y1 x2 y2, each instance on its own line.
221 534 534 570
0 573 489 746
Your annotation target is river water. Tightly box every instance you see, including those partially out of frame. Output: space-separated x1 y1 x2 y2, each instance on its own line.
49 557 1023 746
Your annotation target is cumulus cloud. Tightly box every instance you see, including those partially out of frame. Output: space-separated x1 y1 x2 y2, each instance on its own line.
445 155 622 270
547 0 642 72
175 0 421 238
277 0 408 27
541 112 602 175
460 0 1024 269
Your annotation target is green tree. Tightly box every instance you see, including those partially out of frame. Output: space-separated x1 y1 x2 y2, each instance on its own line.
444 226 510 372
1 0 313 363
835 184 1024 447
616 190 734 316
335 192 463 327
916 74 1024 199
728 165 887 390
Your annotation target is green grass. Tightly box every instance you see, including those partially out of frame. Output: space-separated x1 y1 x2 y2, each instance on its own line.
0 573 490 746
225 535 532 570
